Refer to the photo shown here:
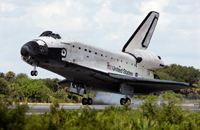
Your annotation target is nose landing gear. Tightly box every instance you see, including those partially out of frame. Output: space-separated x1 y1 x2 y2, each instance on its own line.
31 70 38 76
31 66 38 76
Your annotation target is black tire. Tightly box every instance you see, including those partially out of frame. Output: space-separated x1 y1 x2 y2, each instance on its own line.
34 71 38 76
126 98 131 105
31 71 34 76
82 98 87 105
120 98 126 105
87 98 93 105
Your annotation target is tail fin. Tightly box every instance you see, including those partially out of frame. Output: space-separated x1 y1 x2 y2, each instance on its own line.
122 11 159 52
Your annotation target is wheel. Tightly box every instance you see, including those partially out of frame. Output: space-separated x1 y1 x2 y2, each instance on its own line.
120 98 126 105
87 98 93 105
34 71 38 76
126 98 131 105
31 71 34 76
82 98 87 105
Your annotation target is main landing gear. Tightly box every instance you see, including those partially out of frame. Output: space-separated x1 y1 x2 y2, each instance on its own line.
82 86 93 105
120 96 131 105
31 66 38 76
82 97 93 105
68 82 93 105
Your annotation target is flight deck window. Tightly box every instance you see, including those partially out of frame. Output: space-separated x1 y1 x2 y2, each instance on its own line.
39 31 61 39
40 31 52 37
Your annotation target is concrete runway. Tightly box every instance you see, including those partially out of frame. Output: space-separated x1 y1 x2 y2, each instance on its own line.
27 104 116 113
26 103 199 114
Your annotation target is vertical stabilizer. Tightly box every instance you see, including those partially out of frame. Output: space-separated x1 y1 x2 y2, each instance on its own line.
122 11 159 52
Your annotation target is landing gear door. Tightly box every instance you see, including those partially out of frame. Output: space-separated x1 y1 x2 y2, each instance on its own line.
69 83 84 96
119 83 134 97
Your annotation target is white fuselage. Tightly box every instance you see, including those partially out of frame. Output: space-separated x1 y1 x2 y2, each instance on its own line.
35 36 157 79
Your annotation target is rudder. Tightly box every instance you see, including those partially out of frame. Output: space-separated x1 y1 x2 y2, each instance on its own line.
122 11 159 53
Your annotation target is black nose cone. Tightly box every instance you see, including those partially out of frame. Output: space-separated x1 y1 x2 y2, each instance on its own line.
21 45 30 56
20 41 39 57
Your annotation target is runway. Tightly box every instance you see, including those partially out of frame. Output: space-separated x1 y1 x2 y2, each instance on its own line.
26 103 199 114
27 104 116 113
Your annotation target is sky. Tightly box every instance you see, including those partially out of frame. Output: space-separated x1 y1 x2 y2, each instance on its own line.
0 0 200 79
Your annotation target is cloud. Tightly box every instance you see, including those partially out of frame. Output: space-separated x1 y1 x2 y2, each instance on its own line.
139 0 169 14
94 0 139 29
27 1 91 31
0 3 15 12
105 33 121 41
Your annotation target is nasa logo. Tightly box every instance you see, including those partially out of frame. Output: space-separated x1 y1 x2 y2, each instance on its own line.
135 72 138 77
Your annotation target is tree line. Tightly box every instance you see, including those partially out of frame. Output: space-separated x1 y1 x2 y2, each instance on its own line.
155 64 200 99
0 71 96 103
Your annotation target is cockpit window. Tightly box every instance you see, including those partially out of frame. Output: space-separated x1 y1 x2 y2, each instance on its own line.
39 31 61 39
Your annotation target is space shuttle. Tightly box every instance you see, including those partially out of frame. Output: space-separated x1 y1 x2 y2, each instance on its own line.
20 11 192 105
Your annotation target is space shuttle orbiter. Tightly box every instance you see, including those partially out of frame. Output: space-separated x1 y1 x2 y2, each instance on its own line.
20 11 193 105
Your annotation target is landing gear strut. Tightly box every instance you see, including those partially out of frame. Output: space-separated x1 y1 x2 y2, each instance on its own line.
31 66 38 76
120 96 131 105
82 86 93 105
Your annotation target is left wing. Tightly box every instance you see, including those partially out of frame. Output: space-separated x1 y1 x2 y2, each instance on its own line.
57 62 193 96
109 73 193 94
